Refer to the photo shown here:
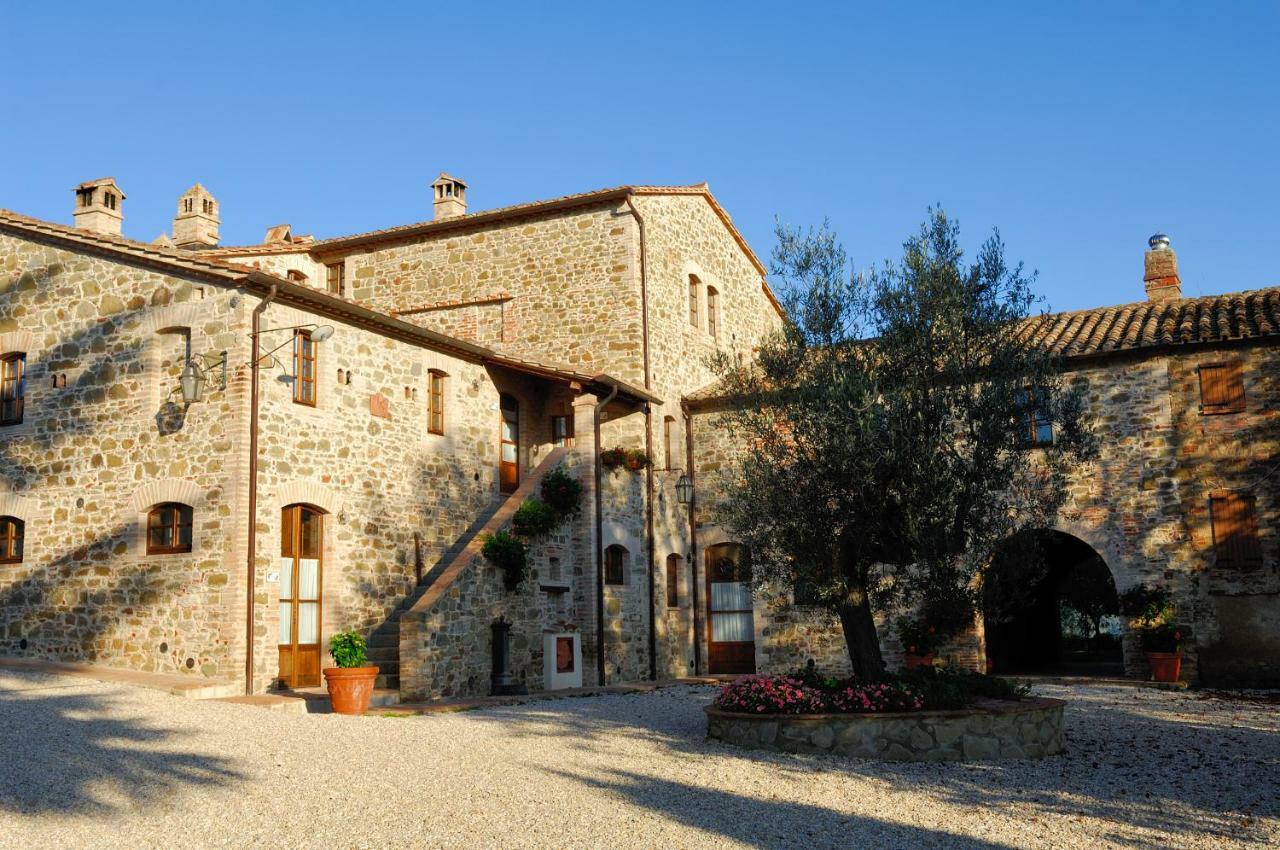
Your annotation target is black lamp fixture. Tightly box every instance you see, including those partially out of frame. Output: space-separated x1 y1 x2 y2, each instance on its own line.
675 473 693 506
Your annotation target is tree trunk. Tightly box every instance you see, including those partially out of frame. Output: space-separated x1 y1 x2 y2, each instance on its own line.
837 580 885 679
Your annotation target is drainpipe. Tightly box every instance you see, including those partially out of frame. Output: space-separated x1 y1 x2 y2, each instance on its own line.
244 285 277 695
593 380 619 687
683 403 701 676
624 195 658 682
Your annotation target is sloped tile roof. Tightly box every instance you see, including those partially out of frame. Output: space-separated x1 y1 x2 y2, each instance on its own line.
0 209 657 404
1017 287 1280 357
684 286 1280 410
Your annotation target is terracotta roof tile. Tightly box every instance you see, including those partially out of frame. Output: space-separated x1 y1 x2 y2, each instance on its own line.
1020 287 1280 357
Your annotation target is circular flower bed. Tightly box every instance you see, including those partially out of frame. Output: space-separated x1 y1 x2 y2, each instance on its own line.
706 668 1064 761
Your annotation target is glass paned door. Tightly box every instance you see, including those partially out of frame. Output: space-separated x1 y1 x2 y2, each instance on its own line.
706 544 756 674
278 505 323 688
499 393 519 494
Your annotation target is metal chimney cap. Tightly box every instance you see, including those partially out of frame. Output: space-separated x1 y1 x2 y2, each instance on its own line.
1148 233 1171 251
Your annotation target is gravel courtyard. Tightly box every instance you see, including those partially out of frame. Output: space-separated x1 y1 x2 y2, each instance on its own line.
0 670 1276 849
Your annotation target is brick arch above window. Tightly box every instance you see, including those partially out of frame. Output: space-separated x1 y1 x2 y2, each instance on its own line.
0 331 40 355
141 302 211 336
0 491 38 524
126 478 205 514
274 480 344 517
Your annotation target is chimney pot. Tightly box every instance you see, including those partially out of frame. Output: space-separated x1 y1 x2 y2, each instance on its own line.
431 172 468 220
173 184 220 249
73 177 126 236
1144 232 1181 302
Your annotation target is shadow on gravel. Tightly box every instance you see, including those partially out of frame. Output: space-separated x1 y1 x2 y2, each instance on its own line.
464 685 1278 846
541 765 1018 849
0 678 243 816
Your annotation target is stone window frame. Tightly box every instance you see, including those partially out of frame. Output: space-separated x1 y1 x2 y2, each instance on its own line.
263 304 334 417
604 544 629 586
419 351 458 445
126 479 204 558
0 331 39 436
665 552 682 608
143 302 216 413
427 369 447 436
682 262 722 341
325 260 346 298
0 515 24 564
0 492 40 566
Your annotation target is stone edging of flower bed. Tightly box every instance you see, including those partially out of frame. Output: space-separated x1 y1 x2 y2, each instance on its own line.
705 697 1065 761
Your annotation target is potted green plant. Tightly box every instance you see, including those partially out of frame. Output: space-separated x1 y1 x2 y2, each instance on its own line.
323 630 380 715
895 617 944 669
1119 584 1183 683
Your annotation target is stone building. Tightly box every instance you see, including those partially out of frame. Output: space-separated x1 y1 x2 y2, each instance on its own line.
0 175 1275 698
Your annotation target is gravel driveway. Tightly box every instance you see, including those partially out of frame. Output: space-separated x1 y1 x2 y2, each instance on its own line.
0 669 1275 849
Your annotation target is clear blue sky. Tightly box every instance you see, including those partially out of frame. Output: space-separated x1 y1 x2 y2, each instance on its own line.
3 2 1277 312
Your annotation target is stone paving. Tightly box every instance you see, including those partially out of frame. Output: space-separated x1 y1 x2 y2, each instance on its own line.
0 669 1275 849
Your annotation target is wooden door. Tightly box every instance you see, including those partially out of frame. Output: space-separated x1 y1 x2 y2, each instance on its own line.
499 393 519 494
279 505 323 688
706 544 756 674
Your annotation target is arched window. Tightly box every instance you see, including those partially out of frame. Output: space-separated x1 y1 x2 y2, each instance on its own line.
286 269 308 283
706 286 719 339
688 275 700 329
147 503 193 554
1 353 26 426
0 516 23 564
605 544 628 586
666 553 681 608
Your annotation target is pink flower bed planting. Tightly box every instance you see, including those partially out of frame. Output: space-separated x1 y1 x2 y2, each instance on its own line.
713 674 924 715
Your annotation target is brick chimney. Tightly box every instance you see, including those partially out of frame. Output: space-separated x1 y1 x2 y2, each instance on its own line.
1144 233 1182 302
431 173 468 220
173 184 220 249
73 177 126 236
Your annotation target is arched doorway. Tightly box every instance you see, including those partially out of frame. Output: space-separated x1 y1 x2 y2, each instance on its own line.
279 503 325 688
983 529 1123 676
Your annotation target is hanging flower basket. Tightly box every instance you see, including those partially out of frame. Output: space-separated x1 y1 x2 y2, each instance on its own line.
600 447 651 472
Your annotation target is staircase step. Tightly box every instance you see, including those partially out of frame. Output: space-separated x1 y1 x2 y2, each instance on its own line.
368 633 399 649
375 673 400 690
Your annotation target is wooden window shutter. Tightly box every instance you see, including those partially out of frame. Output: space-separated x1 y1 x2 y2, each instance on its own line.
1199 362 1245 414
1209 492 1263 569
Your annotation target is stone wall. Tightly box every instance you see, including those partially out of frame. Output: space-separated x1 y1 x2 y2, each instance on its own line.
0 232 249 680
705 698 1066 761
331 203 645 385
689 339 1280 686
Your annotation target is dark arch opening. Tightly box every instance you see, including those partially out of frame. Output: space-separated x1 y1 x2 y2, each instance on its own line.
983 529 1122 676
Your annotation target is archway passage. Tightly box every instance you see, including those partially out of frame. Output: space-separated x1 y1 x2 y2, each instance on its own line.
983 529 1123 676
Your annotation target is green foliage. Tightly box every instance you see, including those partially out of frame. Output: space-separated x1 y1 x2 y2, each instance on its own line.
895 617 945 656
895 664 1031 709
1118 584 1172 627
1140 622 1184 653
511 498 557 537
708 210 1099 677
328 630 368 669
1119 584 1183 652
540 467 583 520
482 531 528 590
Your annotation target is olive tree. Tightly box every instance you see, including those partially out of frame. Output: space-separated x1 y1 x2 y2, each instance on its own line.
709 210 1098 677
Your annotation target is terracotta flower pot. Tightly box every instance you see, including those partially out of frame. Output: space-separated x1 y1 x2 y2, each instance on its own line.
323 666 380 715
903 653 934 669
1146 651 1182 683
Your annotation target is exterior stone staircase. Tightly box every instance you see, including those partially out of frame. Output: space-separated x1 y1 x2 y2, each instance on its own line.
365 498 507 691
369 447 571 694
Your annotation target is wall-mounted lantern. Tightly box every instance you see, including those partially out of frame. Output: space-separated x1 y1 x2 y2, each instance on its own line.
675 473 694 506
